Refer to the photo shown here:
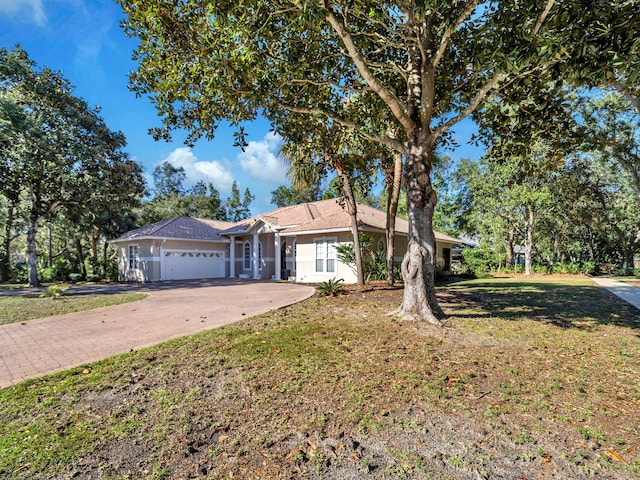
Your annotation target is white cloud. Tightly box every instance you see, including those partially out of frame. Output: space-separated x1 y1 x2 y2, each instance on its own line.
238 132 288 184
0 0 46 24
158 147 235 194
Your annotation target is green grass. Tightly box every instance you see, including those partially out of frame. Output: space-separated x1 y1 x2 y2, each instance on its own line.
0 291 148 324
0 275 639 479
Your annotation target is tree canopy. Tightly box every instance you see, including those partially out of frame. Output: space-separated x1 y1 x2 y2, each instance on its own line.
0 47 145 285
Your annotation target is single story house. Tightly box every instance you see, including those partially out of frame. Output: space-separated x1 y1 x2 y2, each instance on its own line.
111 199 461 283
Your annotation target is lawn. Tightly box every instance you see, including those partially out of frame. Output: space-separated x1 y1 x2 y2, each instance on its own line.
0 288 147 325
0 275 638 479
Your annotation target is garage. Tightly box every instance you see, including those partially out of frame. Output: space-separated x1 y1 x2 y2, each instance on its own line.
162 250 225 280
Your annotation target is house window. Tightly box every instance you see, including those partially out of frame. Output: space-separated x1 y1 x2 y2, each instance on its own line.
243 241 251 270
128 244 139 270
315 237 336 273
258 241 263 270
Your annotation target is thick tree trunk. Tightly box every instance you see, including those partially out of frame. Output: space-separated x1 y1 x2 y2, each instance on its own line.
26 212 41 287
524 207 534 275
337 166 364 285
385 151 403 286
397 139 444 324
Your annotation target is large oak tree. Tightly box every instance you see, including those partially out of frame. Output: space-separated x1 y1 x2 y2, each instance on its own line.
120 0 639 323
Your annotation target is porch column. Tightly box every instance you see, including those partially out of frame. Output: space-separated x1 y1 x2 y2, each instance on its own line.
229 236 235 277
252 233 259 279
274 232 281 281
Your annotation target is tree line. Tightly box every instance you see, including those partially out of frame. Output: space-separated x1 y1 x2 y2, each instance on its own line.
0 47 254 287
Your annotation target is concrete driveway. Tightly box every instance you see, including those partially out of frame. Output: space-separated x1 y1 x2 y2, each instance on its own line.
0 279 315 389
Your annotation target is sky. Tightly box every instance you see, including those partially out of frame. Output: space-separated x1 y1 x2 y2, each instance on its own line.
0 0 483 215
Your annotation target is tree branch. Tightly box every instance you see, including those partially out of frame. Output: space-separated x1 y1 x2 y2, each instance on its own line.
319 1 414 132
531 0 555 36
432 72 506 137
277 101 406 153
432 0 481 69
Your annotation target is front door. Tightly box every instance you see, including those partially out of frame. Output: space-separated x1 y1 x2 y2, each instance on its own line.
443 248 451 271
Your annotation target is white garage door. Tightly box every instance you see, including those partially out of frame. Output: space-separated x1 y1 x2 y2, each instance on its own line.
162 250 225 280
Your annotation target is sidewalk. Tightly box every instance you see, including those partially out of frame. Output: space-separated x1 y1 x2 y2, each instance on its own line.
591 277 640 310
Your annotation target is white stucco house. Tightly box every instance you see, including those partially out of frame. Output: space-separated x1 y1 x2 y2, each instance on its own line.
111 199 461 283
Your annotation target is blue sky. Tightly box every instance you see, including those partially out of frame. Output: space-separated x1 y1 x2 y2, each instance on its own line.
0 0 483 215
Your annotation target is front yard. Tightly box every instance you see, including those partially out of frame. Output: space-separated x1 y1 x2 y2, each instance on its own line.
1 275 639 479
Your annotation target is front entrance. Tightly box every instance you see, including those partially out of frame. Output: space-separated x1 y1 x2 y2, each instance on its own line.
443 248 451 271
281 242 290 280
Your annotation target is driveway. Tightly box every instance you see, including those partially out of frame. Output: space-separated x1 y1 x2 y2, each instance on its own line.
0 279 315 389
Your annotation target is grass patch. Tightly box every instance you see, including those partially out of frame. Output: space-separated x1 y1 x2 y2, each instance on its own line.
0 292 148 324
1 275 639 479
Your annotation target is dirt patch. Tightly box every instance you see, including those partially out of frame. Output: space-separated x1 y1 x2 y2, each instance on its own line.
3 276 639 479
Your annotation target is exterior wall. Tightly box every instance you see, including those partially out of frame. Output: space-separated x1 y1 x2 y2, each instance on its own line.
292 232 358 284
117 240 158 282
115 230 455 284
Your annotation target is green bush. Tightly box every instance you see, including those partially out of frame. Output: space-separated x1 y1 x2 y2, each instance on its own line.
41 258 74 281
461 248 501 275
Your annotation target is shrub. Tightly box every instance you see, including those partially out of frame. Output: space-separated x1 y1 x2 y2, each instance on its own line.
461 248 501 275
317 278 344 296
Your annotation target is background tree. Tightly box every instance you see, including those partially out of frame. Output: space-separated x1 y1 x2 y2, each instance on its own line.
0 47 145 285
225 181 254 222
270 184 321 208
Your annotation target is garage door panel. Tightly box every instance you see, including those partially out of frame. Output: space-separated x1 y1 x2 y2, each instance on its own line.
163 250 225 280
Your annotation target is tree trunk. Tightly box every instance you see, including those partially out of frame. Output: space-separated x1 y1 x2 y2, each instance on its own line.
506 224 515 269
48 222 53 268
524 207 534 275
385 151 403 286
397 139 444 324
1 204 15 282
337 166 364 285
26 211 41 287
75 237 86 280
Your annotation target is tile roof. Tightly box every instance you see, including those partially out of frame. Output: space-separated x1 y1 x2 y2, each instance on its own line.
220 199 460 243
112 216 235 242
113 200 461 244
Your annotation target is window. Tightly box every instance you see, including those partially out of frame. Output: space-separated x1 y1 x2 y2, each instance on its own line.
315 237 336 273
258 241 263 269
128 244 139 270
243 241 251 270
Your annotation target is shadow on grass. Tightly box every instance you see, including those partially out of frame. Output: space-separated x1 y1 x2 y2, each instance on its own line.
440 279 640 330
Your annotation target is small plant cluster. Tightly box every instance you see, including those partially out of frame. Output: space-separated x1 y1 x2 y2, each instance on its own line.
39 284 69 300
317 278 344 296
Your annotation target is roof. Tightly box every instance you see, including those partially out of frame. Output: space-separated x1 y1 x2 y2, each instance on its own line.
112 216 235 243
221 199 460 243
113 200 462 244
